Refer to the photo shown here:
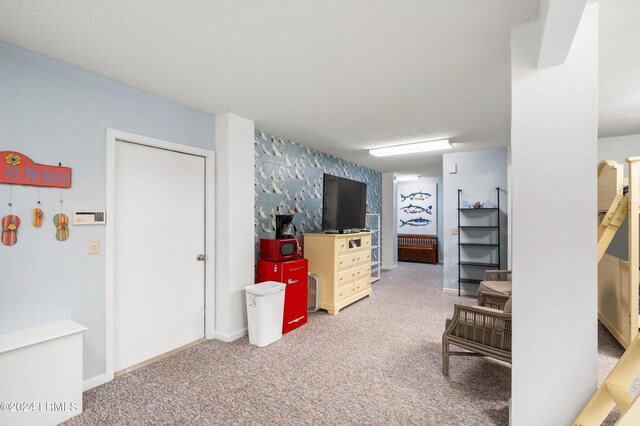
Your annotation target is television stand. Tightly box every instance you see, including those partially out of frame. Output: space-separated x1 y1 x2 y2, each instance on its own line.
304 232 373 315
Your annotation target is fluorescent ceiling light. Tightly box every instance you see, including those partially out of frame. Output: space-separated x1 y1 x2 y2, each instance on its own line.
395 175 419 182
369 139 452 157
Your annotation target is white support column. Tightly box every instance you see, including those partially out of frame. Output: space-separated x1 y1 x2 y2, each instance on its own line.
214 113 255 341
511 3 598 425
537 0 588 68
381 172 398 270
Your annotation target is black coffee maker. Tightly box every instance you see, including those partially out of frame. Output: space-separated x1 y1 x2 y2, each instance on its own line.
276 214 297 239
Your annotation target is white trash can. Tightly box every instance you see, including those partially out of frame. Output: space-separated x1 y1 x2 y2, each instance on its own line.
245 281 286 347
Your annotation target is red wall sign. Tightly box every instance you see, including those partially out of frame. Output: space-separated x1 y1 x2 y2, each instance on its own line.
0 151 72 188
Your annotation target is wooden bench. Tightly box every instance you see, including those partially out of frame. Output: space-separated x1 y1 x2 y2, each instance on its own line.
398 235 438 264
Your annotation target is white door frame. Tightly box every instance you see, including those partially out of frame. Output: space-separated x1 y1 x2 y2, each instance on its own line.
105 128 215 382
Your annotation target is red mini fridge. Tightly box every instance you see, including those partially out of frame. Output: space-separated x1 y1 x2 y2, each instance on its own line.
257 258 308 334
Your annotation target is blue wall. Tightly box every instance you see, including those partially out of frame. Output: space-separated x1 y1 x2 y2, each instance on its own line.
0 41 215 381
442 149 508 292
254 131 382 262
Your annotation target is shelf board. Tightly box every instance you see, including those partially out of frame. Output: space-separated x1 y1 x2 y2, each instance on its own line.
459 261 500 267
458 278 482 285
458 208 498 211
458 226 498 229
371 261 380 267
371 245 380 249
371 276 380 283
459 243 499 247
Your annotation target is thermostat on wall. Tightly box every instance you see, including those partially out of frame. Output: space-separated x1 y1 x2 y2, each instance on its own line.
73 211 106 225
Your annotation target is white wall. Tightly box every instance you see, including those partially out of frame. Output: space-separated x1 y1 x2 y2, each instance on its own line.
215 113 255 341
442 149 508 292
396 177 444 262
510 3 598 425
381 172 398 269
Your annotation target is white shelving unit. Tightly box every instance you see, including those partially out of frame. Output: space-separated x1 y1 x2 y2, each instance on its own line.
367 213 381 283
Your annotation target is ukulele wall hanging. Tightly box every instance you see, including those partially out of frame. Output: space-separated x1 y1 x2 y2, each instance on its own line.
1 187 20 246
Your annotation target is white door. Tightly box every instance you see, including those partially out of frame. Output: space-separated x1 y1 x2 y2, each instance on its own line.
114 140 206 372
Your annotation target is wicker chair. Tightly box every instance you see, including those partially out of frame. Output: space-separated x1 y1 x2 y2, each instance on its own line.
478 269 512 304
483 270 512 282
442 292 512 375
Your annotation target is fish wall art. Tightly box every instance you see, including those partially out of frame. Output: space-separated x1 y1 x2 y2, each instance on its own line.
397 182 437 235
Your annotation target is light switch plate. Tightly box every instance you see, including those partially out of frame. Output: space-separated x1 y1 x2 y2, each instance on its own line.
448 163 457 174
451 227 459 236
88 240 100 254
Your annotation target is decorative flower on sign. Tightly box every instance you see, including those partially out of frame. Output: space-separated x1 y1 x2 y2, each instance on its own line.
7 224 16 231
5 154 21 166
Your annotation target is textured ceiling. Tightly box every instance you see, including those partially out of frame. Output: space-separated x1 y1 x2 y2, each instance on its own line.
0 1 635 175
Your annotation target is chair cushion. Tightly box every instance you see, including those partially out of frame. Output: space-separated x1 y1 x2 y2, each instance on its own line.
503 297 512 313
479 280 512 295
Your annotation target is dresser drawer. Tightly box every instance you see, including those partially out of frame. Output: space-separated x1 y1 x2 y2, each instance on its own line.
353 250 370 265
337 268 357 286
354 277 370 294
336 237 348 253
362 235 371 249
336 283 354 301
354 264 370 280
337 253 355 271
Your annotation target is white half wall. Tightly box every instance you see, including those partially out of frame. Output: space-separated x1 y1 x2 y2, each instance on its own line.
381 172 398 269
215 113 255 340
510 3 598 425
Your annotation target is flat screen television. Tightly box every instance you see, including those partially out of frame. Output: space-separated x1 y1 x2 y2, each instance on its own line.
322 174 367 231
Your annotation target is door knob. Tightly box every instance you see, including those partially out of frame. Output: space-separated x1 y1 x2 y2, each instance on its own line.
197 254 206 261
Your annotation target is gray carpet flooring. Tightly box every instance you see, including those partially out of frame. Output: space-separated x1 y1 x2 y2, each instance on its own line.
65 262 630 425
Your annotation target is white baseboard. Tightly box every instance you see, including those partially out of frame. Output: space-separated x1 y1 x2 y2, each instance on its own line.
83 374 106 391
381 264 398 271
442 288 477 297
214 327 247 342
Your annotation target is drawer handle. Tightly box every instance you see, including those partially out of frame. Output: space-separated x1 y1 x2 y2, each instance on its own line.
287 279 298 285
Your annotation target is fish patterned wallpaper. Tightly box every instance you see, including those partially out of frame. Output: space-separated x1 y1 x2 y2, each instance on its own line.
254 130 382 261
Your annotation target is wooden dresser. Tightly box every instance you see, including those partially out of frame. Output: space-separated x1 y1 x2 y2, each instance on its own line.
304 232 373 315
